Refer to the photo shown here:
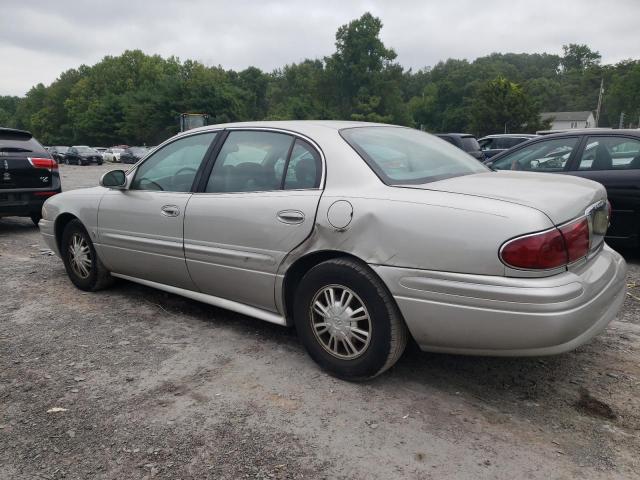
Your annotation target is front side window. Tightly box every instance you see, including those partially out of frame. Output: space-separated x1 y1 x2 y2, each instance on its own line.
578 136 640 170
206 131 294 193
341 127 487 185
492 137 579 172
131 132 217 192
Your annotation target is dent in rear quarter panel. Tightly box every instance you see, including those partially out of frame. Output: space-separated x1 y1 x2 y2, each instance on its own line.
281 185 554 275
274 184 555 315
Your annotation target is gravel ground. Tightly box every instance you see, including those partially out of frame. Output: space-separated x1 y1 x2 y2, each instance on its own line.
1 163 639 479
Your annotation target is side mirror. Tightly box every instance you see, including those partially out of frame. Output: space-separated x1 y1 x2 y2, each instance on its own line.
100 170 127 189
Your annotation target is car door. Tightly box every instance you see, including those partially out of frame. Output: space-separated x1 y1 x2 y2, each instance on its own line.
183 129 324 312
566 135 640 241
97 131 219 289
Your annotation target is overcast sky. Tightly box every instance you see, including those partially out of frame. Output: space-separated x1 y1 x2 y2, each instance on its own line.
2 0 639 96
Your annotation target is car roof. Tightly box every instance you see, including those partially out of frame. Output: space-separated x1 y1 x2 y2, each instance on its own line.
479 134 538 139
435 133 476 138
186 120 400 137
536 128 640 139
0 127 32 137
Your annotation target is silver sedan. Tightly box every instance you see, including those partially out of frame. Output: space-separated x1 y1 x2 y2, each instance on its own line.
39 121 627 380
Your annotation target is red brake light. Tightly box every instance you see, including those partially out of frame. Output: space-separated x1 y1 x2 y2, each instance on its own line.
28 157 58 170
559 217 589 263
501 217 591 270
500 228 567 270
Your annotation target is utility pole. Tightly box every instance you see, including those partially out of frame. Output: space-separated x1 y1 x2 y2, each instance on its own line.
619 112 625 129
595 78 604 127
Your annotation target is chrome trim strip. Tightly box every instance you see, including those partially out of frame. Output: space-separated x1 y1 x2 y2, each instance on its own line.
111 273 286 326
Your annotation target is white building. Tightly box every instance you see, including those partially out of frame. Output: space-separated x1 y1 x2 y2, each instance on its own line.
540 111 596 130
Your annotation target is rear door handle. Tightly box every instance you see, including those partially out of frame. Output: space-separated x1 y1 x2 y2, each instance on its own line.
277 210 305 224
161 205 180 217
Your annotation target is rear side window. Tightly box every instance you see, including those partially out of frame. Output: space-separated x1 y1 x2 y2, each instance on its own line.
492 137 579 172
341 127 488 185
577 136 640 170
0 131 45 153
461 136 480 152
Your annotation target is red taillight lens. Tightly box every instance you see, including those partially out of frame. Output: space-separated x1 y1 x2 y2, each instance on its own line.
33 191 58 197
501 217 591 270
559 217 589 263
501 228 567 270
28 157 58 170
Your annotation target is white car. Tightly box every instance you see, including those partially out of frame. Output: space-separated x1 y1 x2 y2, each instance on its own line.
103 148 125 163
39 121 627 380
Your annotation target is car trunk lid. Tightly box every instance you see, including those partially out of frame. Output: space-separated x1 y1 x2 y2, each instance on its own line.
416 170 606 226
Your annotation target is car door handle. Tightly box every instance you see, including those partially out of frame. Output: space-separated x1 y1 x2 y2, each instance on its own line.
277 210 305 224
161 205 181 217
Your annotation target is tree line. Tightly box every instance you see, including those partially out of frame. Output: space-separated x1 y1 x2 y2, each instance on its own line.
1 13 639 146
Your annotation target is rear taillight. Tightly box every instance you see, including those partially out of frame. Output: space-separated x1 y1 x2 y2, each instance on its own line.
500 228 567 270
33 191 58 197
558 217 589 263
28 157 58 171
501 217 590 270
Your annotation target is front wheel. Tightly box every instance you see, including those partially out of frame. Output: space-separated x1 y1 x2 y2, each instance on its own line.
293 258 408 381
61 219 113 291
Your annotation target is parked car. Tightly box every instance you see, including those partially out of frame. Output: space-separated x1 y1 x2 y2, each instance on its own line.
40 121 626 380
435 133 484 161
119 146 149 164
486 129 640 246
103 147 126 163
94 147 107 157
1 127 61 225
478 134 537 158
49 146 69 163
64 146 104 165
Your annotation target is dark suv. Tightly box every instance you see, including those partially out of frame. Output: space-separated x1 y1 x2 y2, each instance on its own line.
1 128 61 225
435 133 484 161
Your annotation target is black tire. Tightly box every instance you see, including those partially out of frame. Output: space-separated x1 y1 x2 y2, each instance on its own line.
293 258 408 381
61 219 114 291
30 212 41 226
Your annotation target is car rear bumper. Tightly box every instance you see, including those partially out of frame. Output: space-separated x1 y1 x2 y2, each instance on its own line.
0 192 60 218
372 244 627 356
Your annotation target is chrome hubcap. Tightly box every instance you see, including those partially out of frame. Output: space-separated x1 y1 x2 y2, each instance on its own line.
69 233 92 279
310 285 371 359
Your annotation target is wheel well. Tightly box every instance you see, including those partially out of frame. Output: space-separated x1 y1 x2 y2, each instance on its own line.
54 213 79 252
282 250 371 323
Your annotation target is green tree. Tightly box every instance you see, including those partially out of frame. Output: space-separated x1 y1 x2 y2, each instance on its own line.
561 44 601 71
470 76 546 136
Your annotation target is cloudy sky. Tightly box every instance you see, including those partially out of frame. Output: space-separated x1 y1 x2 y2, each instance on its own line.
2 0 639 96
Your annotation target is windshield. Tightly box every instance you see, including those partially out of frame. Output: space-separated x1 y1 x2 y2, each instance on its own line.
129 147 148 155
54 146 69 153
340 127 488 185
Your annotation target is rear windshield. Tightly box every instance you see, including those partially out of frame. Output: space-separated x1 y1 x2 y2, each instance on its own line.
0 131 45 153
461 136 480 152
340 127 488 185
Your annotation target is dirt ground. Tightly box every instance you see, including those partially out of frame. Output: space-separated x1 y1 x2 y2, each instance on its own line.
1 163 639 479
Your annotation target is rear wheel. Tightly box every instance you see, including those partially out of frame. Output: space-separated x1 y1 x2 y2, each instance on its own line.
293 258 408 381
61 219 113 291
